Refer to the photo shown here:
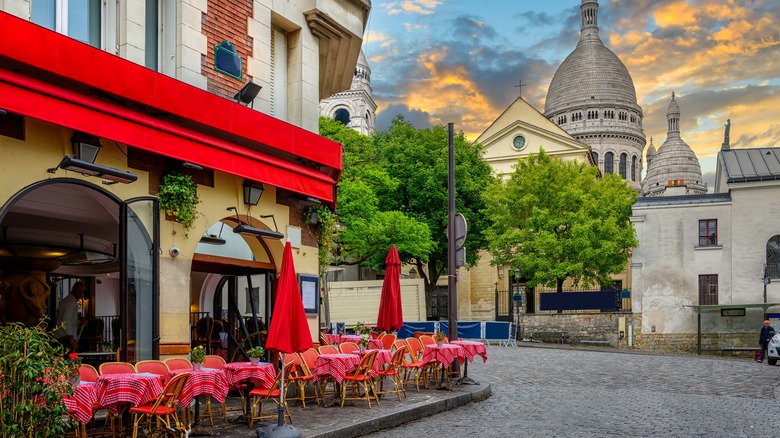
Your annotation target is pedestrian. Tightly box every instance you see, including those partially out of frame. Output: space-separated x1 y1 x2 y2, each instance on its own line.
54 282 86 354
757 320 776 362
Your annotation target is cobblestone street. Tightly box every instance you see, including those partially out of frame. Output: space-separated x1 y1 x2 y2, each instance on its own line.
368 345 780 437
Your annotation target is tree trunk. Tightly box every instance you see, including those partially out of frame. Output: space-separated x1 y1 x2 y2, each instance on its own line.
557 278 564 293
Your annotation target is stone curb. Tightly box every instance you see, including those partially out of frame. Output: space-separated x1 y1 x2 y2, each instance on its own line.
307 376 492 438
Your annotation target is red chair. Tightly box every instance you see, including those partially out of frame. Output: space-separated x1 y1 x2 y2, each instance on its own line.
380 334 396 350
341 350 379 408
418 335 435 347
318 345 339 355
248 362 295 428
319 332 331 345
135 360 170 382
339 342 359 354
99 362 136 375
287 349 320 407
129 372 190 438
164 358 193 371
377 345 407 401
392 339 406 352
78 364 99 383
401 338 429 392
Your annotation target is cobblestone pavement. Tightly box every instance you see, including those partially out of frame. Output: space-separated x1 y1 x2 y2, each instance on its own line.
367 345 780 437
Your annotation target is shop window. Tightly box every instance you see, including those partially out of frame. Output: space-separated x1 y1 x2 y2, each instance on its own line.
698 274 718 305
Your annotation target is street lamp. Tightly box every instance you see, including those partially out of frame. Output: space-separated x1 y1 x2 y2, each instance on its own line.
512 267 522 341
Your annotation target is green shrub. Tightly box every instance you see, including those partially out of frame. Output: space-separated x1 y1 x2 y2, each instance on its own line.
0 322 78 437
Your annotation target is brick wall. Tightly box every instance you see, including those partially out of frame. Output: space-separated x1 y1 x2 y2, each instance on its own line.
201 0 253 99
276 189 318 248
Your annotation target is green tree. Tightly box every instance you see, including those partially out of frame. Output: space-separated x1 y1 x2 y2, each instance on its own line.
317 117 433 270
374 117 496 297
483 148 637 292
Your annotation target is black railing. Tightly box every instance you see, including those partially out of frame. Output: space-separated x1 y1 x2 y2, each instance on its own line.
79 315 119 352
426 287 448 320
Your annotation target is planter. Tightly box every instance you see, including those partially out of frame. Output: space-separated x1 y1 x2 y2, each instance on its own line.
436 341 444 347
193 362 202 371
250 357 260 366
359 346 366 354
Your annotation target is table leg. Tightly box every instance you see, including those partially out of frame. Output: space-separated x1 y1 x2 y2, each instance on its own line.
189 395 220 437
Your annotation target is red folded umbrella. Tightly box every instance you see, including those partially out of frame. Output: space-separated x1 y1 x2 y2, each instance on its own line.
266 241 313 354
376 245 403 332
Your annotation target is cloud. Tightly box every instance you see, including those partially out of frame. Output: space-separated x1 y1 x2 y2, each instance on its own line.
381 0 441 16
376 104 433 131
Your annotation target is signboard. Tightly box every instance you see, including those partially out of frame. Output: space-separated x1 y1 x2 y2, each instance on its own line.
298 274 320 314
513 293 523 302
720 308 746 317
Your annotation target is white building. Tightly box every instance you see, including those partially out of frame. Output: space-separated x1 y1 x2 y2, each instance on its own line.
319 50 377 135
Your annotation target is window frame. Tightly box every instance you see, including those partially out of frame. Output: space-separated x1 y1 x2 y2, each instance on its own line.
698 219 717 246
767 235 780 279
619 153 627 179
631 155 637 181
32 0 106 49
604 151 614 174
698 274 718 305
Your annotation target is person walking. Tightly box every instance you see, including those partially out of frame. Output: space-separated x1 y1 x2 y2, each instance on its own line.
758 320 776 363
54 282 86 354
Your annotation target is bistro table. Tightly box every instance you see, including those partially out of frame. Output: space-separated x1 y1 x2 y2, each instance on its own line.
339 335 383 350
314 354 361 407
450 340 488 363
64 382 99 424
169 368 229 409
323 333 341 344
222 362 276 422
94 372 164 415
351 349 392 377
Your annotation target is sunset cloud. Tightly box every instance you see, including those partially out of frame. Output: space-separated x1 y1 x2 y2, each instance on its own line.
366 0 780 171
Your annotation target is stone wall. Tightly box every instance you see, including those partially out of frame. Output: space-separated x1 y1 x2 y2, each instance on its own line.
521 312 639 348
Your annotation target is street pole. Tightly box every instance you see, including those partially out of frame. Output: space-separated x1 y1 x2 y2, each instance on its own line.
447 123 459 383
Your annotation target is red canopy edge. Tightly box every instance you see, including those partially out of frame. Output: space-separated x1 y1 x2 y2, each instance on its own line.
0 71 335 201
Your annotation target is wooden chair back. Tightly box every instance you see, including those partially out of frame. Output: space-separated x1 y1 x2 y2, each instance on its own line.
419 335 435 347
152 371 189 411
339 342 359 354
393 339 406 351
319 333 331 345
351 350 378 377
298 348 319 374
405 337 424 360
318 345 339 355
381 334 396 350
99 362 136 375
79 364 99 382
136 360 170 378
164 358 193 371
204 355 226 369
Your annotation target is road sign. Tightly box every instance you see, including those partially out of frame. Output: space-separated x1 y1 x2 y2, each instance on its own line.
454 213 467 250
513 292 523 302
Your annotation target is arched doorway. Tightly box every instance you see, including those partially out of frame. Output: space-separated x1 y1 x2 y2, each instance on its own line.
190 218 281 362
0 179 159 363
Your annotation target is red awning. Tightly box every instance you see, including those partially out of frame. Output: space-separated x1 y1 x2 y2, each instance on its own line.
0 12 341 203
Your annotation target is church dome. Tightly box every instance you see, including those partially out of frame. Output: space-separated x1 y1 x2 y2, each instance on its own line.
642 94 707 196
545 1 638 114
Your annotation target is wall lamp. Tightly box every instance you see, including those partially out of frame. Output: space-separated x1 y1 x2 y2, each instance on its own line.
71 131 102 164
234 82 262 107
243 180 265 205
228 207 284 240
48 155 138 184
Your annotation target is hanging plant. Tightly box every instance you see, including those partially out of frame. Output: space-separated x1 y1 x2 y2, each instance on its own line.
158 171 200 236
306 205 338 278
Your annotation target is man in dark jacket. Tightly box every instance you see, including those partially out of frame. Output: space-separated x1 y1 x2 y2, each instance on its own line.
758 320 776 362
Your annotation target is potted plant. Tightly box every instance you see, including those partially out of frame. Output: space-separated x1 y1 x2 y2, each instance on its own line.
158 171 200 237
359 334 370 354
435 331 446 347
247 346 265 366
100 340 113 353
190 345 205 370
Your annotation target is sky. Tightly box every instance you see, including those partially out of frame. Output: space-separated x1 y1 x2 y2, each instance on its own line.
363 0 780 185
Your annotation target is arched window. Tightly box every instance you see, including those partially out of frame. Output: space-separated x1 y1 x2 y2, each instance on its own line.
631 155 637 181
592 152 599 168
604 152 614 174
767 235 780 278
334 108 351 126
619 153 627 179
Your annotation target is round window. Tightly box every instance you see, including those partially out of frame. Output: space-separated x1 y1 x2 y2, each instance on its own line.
512 135 526 150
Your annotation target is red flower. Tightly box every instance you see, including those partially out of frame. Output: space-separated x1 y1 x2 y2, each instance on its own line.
68 353 79 360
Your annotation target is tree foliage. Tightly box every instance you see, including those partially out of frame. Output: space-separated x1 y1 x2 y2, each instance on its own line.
318 117 433 270
483 149 637 292
373 117 496 292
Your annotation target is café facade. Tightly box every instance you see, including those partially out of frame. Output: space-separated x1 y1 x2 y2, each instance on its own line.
0 1 369 362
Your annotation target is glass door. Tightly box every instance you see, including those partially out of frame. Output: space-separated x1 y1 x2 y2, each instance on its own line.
120 197 160 362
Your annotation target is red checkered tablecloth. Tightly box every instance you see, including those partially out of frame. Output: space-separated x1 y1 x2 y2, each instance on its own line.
422 344 467 368
450 341 488 363
64 382 99 423
352 349 392 377
313 354 361 383
94 373 164 415
222 362 276 388
323 333 341 344
339 335 383 350
169 368 230 407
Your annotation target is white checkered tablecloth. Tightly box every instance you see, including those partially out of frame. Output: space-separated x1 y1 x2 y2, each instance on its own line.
339 335 383 350
170 368 230 407
313 354 361 383
222 362 276 388
64 382 99 423
95 373 164 415
422 344 467 368
450 341 488 363
352 349 392 377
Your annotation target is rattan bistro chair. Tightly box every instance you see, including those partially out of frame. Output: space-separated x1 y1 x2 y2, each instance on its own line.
248 362 295 428
129 372 190 438
340 350 379 408
377 345 407 401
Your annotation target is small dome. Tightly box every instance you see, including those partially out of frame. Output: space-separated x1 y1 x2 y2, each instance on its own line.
667 92 680 117
646 137 656 159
